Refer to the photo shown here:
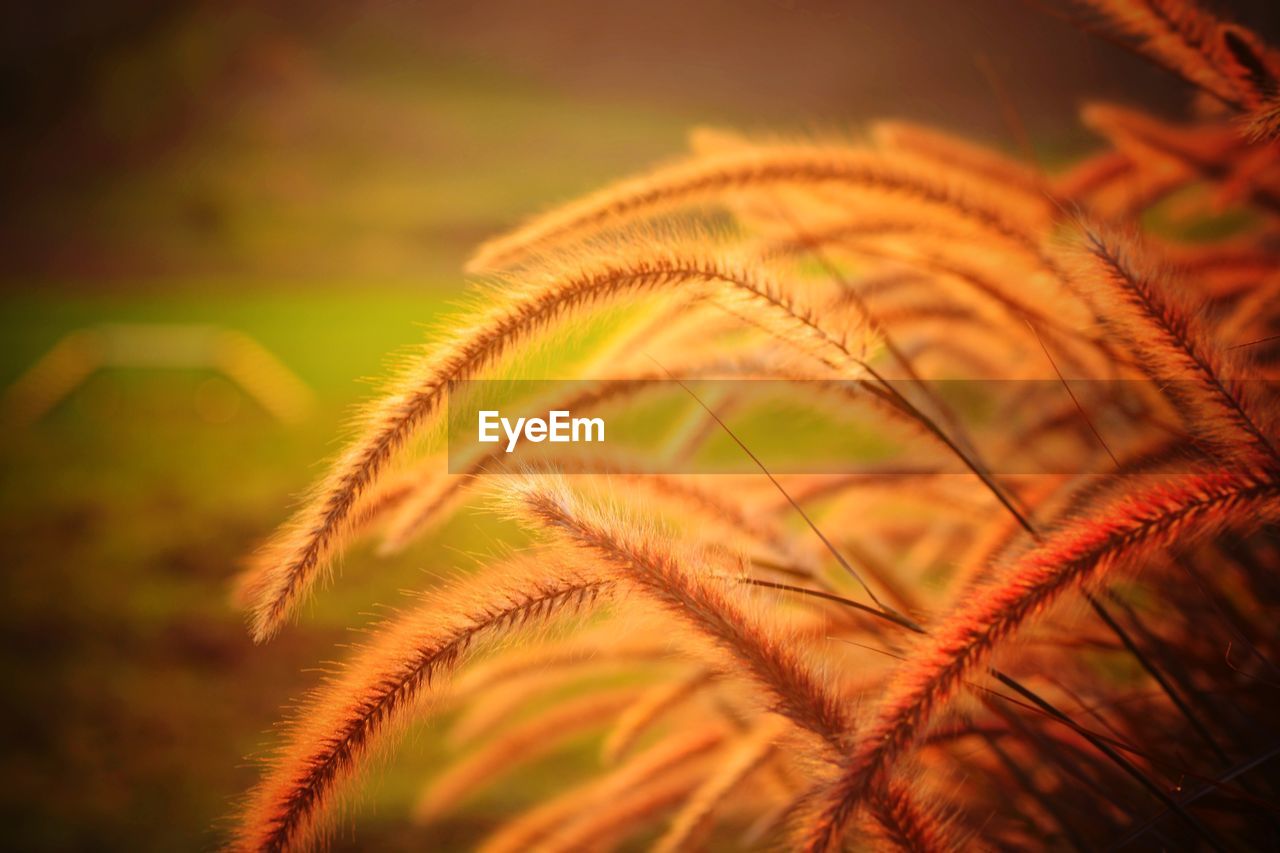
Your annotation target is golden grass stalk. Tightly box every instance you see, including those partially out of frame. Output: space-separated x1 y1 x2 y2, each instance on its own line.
770 470 970 509
447 667 597 746
1246 96 1280 141
511 479 948 851
799 467 1280 851
231 555 612 852
1076 226 1279 463
240 244 865 642
602 669 714 763
867 778 953 852
467 147 1048 272
400 454 803 565
652 715 789 852
230 466 419 612
1076 0 1276 108
536 767 708 852
509 476 852 749
479 724 728 853
1051 148 1132 202
448 630 673 702
412 685 644 823
763 221 1089 347
870 120 1049 203
374 351 780 552
375 370 697 552
1160 238 1280 298
1079 106 1206 179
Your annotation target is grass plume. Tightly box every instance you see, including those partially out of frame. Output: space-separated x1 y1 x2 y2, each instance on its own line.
232 555 612 852
234 7 1280 847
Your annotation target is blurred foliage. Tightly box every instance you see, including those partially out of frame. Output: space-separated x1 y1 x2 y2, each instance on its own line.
0 15 699 846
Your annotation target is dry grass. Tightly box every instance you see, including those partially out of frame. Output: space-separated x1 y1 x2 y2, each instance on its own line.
231 3 1280 849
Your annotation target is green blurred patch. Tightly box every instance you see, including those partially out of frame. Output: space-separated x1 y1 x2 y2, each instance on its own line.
0 287 457 849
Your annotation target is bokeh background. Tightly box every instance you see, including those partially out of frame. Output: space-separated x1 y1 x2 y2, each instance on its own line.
2 1 1277 849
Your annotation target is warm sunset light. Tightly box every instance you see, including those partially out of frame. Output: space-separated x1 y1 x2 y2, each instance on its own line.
4 2 1279 851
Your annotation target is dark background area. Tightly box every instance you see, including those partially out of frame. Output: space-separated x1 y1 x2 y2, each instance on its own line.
3 0 1278 284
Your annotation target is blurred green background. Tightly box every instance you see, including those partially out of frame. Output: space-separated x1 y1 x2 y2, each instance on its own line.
1 1 1276 849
